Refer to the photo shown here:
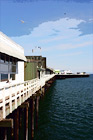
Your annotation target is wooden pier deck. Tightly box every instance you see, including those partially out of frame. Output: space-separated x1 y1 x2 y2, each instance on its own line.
0 74 55 121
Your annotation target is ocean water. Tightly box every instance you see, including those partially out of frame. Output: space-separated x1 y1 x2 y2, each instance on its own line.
34 75 93 140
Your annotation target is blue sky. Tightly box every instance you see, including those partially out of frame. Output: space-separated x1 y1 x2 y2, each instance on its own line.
0 0 93 73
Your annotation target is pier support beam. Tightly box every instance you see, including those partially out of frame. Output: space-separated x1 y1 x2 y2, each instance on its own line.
0 119 13 140
35 96 40 129
30 97 35 140
42 87 45 96
20 102 29 140
25 104 29 140
14 109 19 140
0 119 13 128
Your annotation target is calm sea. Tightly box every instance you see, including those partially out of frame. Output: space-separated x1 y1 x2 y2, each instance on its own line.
34 75 93 140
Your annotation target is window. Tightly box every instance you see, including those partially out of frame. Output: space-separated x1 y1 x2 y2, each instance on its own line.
0 54 17 82
38 62 41 67
12 58 16 65
12 65 16 72
1 54 5 63
6 56 9 64
1 74 8 81
10 57 13 64
9 65 16 73
10 74 15 80
0 64 8 72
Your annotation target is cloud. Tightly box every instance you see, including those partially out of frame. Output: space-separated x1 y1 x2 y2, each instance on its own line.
60 51 83 56
54 40 93 50
11 17 93 55
89 18 93 22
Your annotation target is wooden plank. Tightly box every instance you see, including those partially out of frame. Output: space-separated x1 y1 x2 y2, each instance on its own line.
0 119 13 128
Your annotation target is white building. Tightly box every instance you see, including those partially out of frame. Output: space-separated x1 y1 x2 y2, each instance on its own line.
55 69 61 74
61 70 73 74
0 32 26 87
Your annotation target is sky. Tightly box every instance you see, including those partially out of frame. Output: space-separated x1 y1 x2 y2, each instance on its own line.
0 0 93 73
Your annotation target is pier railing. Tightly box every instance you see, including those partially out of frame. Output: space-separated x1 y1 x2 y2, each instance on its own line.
0 74 55 121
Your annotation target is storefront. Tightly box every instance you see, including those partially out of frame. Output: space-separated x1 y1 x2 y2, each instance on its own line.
0 32 26 84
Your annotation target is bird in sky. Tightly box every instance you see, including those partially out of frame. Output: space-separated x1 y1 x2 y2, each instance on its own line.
32 49 34 53
38 46 41 49
20 20 25 23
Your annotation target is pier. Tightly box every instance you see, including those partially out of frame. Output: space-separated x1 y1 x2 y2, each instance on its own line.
56 74 90 79
0 73 90 139
0 74 55 140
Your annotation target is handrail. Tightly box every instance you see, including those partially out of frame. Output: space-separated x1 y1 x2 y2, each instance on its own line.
0 74 55 120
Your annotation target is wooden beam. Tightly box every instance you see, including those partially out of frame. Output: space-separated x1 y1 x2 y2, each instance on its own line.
35 96 39 129
0 119 13 128
25 106 28 140
20 102 29 108
30 98 35 140
4 128 7 140
14 109 19 140
20 102 29 140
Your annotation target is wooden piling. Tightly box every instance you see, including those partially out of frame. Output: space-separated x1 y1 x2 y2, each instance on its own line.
14 109 19 140
0 119 13 140
20 102 29 140
30 97 35 140
0 75 56 140
35 96 39 129
25 105 28 140
4 128 7 140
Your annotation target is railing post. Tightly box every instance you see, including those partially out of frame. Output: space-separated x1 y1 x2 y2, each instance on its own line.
10 86 12 113
26 82 28 100
15 85 17 109
19 83 21 106
3 88 6 119
23 85 25 102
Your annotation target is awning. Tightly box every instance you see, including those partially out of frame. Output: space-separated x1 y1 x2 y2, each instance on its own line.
0 32 27 61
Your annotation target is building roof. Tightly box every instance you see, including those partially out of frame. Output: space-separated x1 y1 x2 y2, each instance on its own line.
46 67 54 72
0 32 26 61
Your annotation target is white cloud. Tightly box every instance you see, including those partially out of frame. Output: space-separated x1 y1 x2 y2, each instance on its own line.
30 18 84 37
53 40 93 50
11 17 93 73
11 17 93 53
60 51 83 56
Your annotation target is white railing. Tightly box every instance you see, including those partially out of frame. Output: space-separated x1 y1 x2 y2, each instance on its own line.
0 74 55 121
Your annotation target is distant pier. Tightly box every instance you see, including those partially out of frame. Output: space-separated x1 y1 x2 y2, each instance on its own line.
56 74 89 79
56 74 90 79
